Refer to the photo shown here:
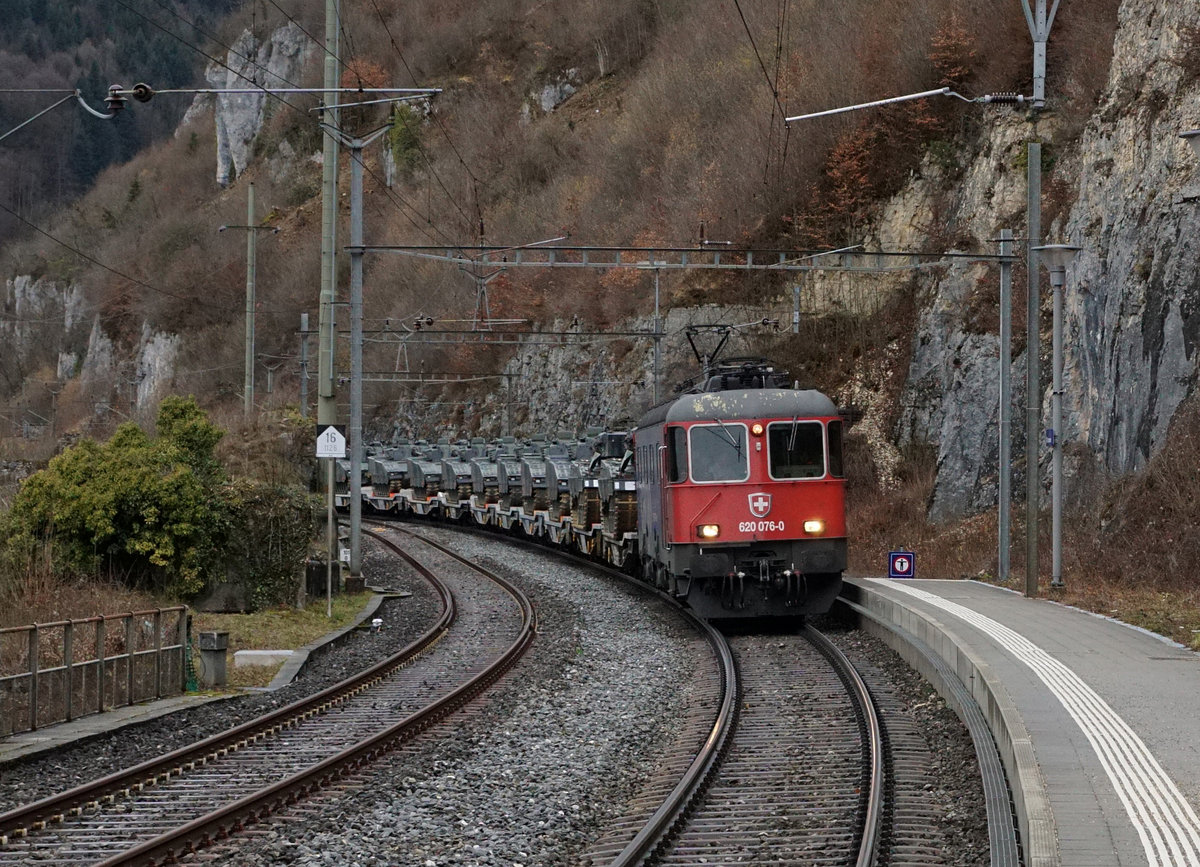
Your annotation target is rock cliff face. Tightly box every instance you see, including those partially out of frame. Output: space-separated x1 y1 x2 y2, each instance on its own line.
11 3 1200 526
178 24 311 187
880 2 1200 519
1065 1 1200 474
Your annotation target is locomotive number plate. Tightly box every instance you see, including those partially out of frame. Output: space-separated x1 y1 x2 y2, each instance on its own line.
738 520 786 533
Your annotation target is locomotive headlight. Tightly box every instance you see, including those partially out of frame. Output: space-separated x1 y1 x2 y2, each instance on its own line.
751 423 764 436
698 523 721 539
803 519 825 535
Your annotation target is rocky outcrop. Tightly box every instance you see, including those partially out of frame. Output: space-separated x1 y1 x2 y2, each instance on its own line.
876 4 1200 519
179 23 310 187
520 69 582 123
1062 0 1200 473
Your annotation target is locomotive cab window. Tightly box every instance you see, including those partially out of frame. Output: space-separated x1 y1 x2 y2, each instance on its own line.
767 421 825 479
667 426 688 483
689 423 749 483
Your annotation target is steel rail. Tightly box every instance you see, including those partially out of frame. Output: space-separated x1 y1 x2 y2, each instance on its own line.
607 614 738 866
0 537 454 846
85 526 536 866
804 624 886 867
384 518 741 867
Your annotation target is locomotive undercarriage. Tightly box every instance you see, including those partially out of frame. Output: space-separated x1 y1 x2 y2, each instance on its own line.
663 539 846 618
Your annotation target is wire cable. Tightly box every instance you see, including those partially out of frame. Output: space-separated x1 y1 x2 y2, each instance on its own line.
0 200 234 312
730 0 789 120
366 0 485 233
122 0 460 245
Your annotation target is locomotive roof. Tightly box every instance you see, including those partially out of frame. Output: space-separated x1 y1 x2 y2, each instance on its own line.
637 388 838 428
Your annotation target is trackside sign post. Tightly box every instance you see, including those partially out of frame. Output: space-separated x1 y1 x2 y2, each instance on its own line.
888 550 916 579
316 425 347 458
316 426 347 617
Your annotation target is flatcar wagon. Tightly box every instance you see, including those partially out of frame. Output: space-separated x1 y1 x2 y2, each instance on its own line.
339 357 846 621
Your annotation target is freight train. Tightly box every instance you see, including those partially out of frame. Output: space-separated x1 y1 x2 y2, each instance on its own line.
336 358 847 620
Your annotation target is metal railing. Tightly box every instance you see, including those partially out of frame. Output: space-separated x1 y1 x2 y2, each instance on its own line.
0 607 188 736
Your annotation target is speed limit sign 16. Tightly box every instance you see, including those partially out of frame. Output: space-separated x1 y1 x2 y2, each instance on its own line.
888 551 916 579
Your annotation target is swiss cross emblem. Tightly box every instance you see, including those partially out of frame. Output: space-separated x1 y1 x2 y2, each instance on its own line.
748 493 772 518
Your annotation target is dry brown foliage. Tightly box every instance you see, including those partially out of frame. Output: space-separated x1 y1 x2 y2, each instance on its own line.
0 562 160 631
3 1 1151 628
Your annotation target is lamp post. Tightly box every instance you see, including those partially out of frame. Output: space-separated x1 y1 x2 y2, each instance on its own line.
1032 243 1081 589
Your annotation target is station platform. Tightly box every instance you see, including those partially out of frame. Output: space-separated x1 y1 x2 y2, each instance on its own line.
839 577 1200 867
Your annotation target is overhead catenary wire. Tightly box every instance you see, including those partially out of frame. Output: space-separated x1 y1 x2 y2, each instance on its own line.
366 0 483 235
730 0 789 122
117 0 310 117
257 0 480 238
119 0 460 245
0 200 236 314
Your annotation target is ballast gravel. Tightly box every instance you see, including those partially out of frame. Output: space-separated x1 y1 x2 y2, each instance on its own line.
0 540 442 813
0 525 992 865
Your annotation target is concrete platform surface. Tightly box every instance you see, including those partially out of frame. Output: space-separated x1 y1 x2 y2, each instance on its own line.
0 693 232 766
842 577 1200 867
233 649 294 667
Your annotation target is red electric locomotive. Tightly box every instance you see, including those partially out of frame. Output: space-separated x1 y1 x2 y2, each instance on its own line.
635 358 847 619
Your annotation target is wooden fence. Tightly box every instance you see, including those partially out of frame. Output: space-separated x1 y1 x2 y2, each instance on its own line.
0 607 188 736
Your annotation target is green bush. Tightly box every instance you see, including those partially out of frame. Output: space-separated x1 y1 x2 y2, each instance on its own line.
221 478 318 611
388 103 424 175
2 396 229 598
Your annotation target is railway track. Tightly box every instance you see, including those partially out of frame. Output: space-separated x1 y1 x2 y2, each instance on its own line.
0 526 535 866
587 624 883 866
393 516 892 865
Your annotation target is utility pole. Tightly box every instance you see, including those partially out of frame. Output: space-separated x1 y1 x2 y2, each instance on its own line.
320 120 394 582
245 184 257 417
219 183 278 419
319 0 341 598
636 259 667 404
653 266 661 405
1021 0 1058 596
299 312 310 418
318 0 340 429
264 360 285 394
998 229 1013 583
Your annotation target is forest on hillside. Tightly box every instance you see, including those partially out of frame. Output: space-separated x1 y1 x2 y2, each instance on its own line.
0 0 237 234
0 0 1121 446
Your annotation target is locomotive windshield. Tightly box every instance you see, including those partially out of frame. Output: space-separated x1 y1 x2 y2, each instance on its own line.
767 421 826 479
689 423 749 482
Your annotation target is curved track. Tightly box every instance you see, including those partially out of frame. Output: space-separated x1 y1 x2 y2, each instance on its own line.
0 526 535 866
430 519 884 867
591 624 883 866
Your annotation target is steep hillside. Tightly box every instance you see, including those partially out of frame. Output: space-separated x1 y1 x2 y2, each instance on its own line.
12 0 1200 595
0 0 236 231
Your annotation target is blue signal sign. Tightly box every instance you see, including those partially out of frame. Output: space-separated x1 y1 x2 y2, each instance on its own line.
888 551 916 579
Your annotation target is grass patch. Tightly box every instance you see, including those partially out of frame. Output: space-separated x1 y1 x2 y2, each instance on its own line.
191 592 375 689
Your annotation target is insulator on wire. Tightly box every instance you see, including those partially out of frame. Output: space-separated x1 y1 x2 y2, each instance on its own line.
105 85 127 112
981 92 1026 105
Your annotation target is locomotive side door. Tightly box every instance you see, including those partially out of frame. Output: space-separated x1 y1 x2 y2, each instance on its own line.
662 425 688 567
